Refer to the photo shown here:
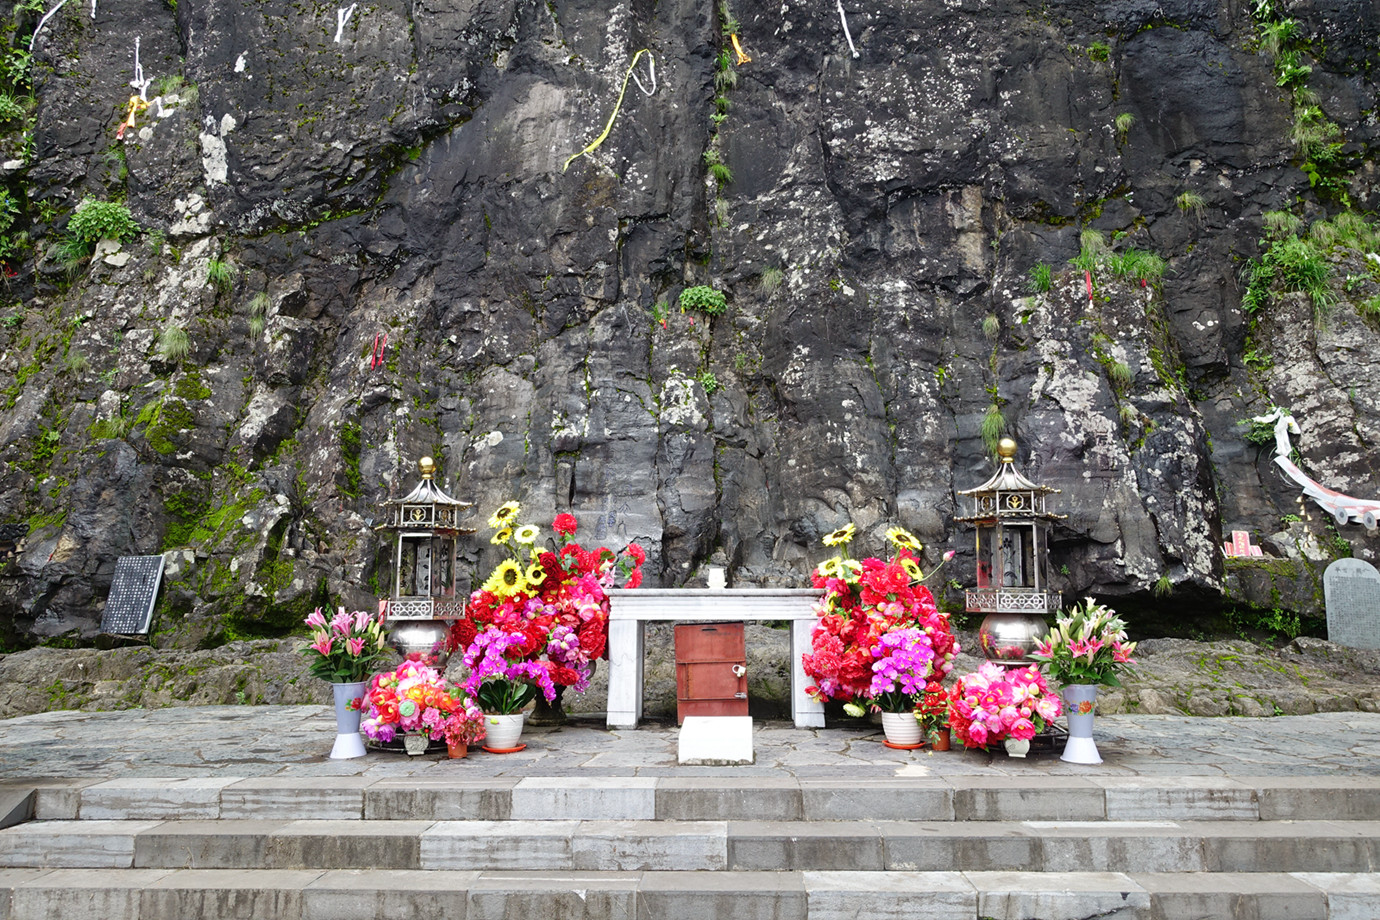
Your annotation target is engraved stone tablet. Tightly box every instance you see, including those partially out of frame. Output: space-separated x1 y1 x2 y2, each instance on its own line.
100 555 165 635
1324 558 1380 649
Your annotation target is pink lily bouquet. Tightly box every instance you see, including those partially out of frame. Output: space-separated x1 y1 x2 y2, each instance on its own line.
300 606 392 684
947 662 1062 750
1029 597 1137 687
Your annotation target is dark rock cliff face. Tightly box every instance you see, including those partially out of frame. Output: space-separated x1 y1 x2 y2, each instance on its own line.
0 0 1375 646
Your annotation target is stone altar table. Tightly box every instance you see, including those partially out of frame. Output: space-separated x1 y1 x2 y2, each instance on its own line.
605 588 825 730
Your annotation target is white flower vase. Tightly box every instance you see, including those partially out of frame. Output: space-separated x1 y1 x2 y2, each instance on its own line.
402 733 430 756
485 712 526 750
1003 737 1030 758
1060 684 1102 764
329 681 367 760
880 712 923 746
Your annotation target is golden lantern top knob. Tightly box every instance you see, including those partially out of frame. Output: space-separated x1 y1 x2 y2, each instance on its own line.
997 438 1018 461
418 456 436 480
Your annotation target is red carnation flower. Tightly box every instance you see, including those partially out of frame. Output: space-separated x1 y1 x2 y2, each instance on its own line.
553 513 578 536
626 543 646 565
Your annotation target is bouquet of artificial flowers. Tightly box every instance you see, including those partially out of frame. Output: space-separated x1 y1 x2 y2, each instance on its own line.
441 701 488 748
947 662 1062 750
1030 597 1137 687
359 659 470 743
802 524 959 704
300 606 391 683
843 626 936 715
446 503 646 698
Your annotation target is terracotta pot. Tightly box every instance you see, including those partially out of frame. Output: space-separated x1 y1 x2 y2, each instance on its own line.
447 741 468 759
930 728 951 751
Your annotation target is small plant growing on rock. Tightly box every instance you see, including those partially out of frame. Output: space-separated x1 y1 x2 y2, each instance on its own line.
680 285 727 315
247 291 270 337
761 266 783 292
697 370 720 394
1262 210 1303 239
982 314 1000 340
1109 360 1135 391
1114 112 1135 143
62 350 88 373
67 198 140 243
1175 190 1205 219
703 149 733 185
1087 42 1110 62
157 324 190 362
206 258 234 292
1028 262 1053 293
981 404 1005 455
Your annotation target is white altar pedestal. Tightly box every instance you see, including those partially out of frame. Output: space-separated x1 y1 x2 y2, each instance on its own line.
605 588 825 730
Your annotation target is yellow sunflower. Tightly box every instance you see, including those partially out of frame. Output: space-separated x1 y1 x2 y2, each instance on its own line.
482 559 528 598
525 563 546 585
822 523 856 547
816 557 845 579
886 526 922 552
490 528 513 545
513 524 540 544
900 558 924 583
487 501 521 529
841 559 863 579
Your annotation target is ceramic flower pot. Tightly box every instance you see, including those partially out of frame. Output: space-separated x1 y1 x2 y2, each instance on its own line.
1060 684 1102 764
329 681 366 760
402 733 429 756
929 728 951 751
1003 737 1030 758
447 741 468 759
484 712 525 750
880 712 923 746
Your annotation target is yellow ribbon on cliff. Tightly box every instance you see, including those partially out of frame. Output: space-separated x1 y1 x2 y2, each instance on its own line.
562 49 653 173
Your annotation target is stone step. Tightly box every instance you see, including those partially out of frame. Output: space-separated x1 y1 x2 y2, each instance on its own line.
2 817 1377 874
24 774 1380 824
0 867 1375 919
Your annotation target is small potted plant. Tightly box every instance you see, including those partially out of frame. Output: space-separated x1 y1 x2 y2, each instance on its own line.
300 605 392 760
918 681 951 750
843 626 936 747
1030 597 1137 764
441 702 487 759
460 626 558 751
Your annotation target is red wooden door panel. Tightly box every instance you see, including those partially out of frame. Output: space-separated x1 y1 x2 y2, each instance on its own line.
674 622 748 723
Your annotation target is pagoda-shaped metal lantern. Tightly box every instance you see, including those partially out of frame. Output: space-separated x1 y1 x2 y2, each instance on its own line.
956 437 1064 664
380 456 474 663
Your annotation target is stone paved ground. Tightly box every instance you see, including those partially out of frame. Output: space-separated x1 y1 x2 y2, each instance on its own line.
1 706 1377 780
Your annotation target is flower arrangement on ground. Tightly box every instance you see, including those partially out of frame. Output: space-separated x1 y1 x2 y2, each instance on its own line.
441 700 488 748
446 502 646 711
359 659 472 743
801 524 959 711
918 680 950 735
300 605 392 683
1030 596 1137 687
946 662 1062 749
